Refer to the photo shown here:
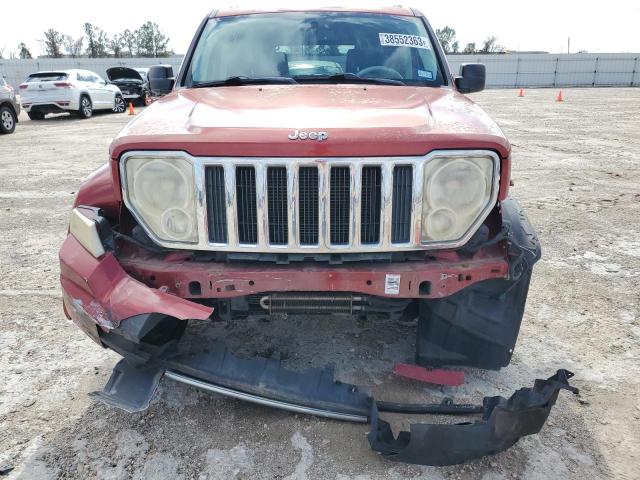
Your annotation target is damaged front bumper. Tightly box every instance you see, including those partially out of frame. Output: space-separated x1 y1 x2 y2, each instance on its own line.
91 337 577 466
60 199 557 466
368 369 578 466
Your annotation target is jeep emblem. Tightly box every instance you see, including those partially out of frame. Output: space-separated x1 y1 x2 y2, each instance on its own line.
288 130 328 141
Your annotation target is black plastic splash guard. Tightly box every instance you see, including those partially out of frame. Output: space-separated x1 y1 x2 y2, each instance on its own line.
91 343 576 467
367 369 578 466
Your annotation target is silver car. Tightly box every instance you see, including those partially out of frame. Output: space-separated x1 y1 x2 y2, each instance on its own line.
0 77 20 134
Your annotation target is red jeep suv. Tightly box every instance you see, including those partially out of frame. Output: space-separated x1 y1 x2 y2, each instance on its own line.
59 7 543 433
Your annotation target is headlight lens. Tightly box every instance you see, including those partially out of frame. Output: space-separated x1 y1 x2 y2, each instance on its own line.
422 155 496 242
124 156 198 243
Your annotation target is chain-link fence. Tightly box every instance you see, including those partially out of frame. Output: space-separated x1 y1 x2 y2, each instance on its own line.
1 53 639 90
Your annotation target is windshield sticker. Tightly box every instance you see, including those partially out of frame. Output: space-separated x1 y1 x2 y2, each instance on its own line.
417 69 434 80
379 33 431 49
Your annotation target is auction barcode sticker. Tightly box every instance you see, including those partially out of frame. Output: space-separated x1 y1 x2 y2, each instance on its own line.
379 33 431 49
384 274 401 295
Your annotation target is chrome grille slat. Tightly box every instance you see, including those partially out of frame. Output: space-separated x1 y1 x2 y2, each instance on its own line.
127 150 499 253
255 164 268 249
380 162 394 248
223 163 238 247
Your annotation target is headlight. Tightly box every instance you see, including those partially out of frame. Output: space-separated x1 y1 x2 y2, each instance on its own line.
123 156 198 243
421 155 496 243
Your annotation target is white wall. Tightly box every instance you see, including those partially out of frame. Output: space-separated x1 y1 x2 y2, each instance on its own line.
1 53 639 90
447 53 640 88
0 56 184 89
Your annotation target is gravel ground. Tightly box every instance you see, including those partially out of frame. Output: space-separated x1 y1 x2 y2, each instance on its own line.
1 88 639 479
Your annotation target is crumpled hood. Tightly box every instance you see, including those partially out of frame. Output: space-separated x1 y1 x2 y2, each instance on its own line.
110 84 510 158
106 67 143 83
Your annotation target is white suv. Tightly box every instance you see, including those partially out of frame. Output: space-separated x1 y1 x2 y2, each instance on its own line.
19 69 126 120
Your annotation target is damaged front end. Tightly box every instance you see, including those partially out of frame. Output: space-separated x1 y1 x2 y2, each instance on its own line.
368 369 578 466
61 201 561 467
91 330 577 466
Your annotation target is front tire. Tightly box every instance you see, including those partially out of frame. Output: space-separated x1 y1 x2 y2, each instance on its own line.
0 106 17 134
77 95 93 118
113 94 126 113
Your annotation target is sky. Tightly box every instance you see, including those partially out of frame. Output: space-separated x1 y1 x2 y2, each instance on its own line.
1 0 639 57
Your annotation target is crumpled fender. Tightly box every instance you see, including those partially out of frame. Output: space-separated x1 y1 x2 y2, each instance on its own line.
60 234 212 330
367 369 578 466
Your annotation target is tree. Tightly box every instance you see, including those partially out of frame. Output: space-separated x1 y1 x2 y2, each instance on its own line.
451 41 460 54
122 29 137 57
41 29 64 58
18 43 33 59
108 34 125 58
463 42 477 54
0 47 4 59
63 35 83 58
435 26 457 54
135 22 170 57
84 23 108 57
480 36 505 54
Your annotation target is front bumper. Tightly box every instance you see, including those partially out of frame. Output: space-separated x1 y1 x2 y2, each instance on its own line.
60 198 538 342
60 234 213 341
59 198 565 466
90 339 576 466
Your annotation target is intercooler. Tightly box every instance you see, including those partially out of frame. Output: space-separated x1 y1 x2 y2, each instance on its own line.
258 293 365 315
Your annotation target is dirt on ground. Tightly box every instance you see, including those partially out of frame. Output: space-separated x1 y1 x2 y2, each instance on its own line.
1 88 639 479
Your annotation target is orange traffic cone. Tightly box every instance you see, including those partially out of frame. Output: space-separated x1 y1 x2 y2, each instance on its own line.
128 102 136 115
518 88 524 97
556 90 564 102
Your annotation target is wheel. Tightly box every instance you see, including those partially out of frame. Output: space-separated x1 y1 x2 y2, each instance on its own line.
137 94 147 107
113 94 126 113
77 95 93 118
27 111 45 121
0 106 17 134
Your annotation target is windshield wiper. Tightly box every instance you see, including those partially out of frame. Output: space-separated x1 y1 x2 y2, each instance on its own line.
192 76 297 88
294 72 405 86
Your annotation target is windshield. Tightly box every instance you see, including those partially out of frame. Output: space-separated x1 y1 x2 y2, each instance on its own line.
187 12 445 87
26 72 68 82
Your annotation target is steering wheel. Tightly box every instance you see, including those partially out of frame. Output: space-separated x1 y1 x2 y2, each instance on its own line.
356 66 403 80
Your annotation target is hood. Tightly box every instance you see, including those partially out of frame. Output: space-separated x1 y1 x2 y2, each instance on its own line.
106 67 143 82
110 85 510 158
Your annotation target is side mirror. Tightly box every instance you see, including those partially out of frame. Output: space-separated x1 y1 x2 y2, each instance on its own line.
148 65 175 97
454 64 486 94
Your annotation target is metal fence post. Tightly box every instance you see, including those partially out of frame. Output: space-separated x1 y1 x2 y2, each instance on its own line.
593 57 599 86
632 57 639 87
515 57 520 88
553 57 559 87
